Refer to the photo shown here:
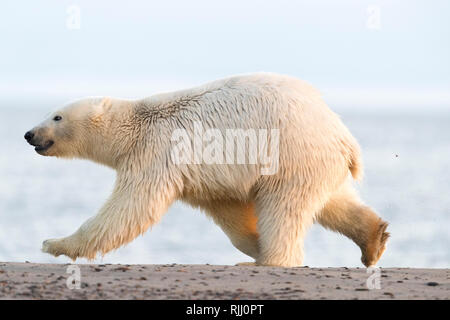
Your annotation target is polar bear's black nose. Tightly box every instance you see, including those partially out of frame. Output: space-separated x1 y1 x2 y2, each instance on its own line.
24 131 34 141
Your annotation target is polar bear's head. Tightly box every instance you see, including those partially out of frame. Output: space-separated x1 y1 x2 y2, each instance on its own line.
24 97 114 160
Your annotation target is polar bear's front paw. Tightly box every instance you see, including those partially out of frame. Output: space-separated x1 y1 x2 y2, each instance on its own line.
42 238 80 260
42 234 97 261
42 239 64 257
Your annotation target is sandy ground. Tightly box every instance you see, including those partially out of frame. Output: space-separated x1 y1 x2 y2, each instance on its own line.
0 262 448 299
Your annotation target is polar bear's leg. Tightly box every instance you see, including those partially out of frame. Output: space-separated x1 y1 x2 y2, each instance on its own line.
254 182 323 267
42 174 177 260
316 182 389 267
203 201 260 259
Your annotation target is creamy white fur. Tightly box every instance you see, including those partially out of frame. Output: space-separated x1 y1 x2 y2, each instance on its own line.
33 73 389 267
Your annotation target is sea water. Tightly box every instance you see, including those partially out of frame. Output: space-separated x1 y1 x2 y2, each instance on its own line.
0 105 449 267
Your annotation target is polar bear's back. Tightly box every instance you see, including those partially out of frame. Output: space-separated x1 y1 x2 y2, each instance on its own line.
175 73 361 173
137 73 362 200
144 73 331 128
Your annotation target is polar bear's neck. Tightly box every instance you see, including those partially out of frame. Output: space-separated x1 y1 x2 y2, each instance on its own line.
83 99 138 169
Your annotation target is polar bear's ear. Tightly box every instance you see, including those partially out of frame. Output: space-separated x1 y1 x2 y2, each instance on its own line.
100 97 113 112
91 97 113 119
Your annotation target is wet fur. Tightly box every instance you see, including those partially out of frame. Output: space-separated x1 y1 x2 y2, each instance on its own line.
32 73 389 266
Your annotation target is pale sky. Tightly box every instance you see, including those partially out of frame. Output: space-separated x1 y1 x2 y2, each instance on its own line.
0 0 449 108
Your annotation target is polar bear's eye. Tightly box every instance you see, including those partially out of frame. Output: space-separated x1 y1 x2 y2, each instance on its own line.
53 115 62 121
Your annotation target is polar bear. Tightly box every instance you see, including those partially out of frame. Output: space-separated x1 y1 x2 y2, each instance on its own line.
24 73 389 267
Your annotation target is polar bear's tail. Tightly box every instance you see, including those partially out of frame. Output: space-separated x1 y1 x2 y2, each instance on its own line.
348 141 363 182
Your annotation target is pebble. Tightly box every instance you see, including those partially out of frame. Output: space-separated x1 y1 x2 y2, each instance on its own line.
426 282 439 286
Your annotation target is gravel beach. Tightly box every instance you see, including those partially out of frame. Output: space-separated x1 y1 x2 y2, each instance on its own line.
0 262 448 300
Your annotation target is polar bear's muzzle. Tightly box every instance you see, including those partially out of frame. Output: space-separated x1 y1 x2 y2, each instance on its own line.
24 130 54 155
